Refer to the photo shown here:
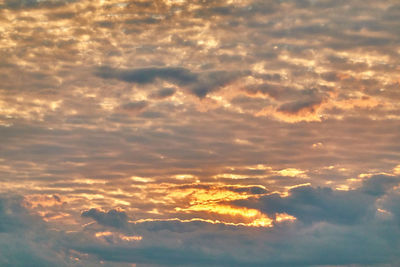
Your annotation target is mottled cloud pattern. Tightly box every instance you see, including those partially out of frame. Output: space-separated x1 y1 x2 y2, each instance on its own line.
1 0 400 266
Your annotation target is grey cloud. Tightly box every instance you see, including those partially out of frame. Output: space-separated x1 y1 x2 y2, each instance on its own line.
139 110 165 118
245 83 327 115
95 66 247 98
382 190 400 223
3 180 400 267
190 70 245 98
66 176 400 266
277 97 324 115
0 195 30 232
235 175 400 225
0 194 69 267
120 101 148 113
320 71 340 82
95 21 114 29
94 66 197 86
195 1 278 19
46 11 76 20
224 185 268 195
1 0 75 10
361 175 400 196
76 184 400 266
245 85 327 102
230 95 271 113
150 87 176 99
76 244 236 266
241 187 372 224
125 17 161 25
82 208 129 228
132 219 234 233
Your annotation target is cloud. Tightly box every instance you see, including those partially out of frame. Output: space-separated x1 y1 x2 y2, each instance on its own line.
361 174 400 196
0 194 69 267
277 97 324 115
234 175 400 225
119 101 148 114
95 66 197 86
74 178 400 266
3 177 400 267
1 0 74 10
381 190 400 223
76 243 237 266
1 0 400 266
150 87 176 99
82 208 129 228
172 183 269 195
95 66 247 98
0 194 31 232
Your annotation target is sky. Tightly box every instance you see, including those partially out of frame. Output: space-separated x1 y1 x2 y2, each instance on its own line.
1 0 400 266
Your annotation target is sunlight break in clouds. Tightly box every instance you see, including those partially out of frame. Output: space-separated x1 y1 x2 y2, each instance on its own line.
1 0 400 266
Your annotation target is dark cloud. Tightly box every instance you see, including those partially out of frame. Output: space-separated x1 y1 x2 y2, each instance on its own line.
0 195 69 267
361 175 400 196
3 179 400 267
82 208 129 228
235 175 400 225
2 0 64 10
190 70 246 98
382 190 400 223
125 17 161 25
150 87 176 99
225 185 268 195
76 179 400 266
94 66 197 86
95 66 247 98
245 85 328 102
77 243 237 266
120 101 148 113
277 97 324 115
0 195 30 232
139 110 165 118
195 1 278 19
46 11 76 20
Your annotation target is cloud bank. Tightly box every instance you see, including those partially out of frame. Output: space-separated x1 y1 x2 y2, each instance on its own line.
2 174 400 266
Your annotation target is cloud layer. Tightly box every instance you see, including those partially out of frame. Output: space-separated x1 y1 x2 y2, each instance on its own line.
2 175 400 266
1 0 400 266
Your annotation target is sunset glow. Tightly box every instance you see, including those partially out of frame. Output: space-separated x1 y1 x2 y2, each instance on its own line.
1 0 400 266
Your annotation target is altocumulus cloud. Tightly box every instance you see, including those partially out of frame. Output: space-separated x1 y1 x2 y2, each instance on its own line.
1 0 400 266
